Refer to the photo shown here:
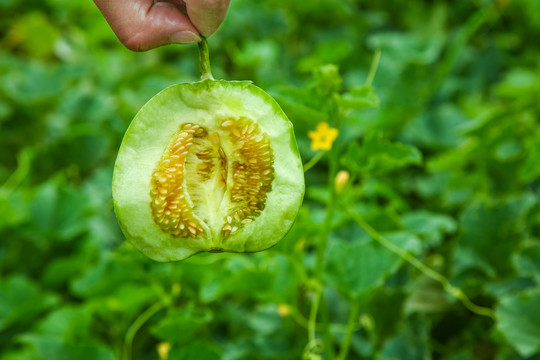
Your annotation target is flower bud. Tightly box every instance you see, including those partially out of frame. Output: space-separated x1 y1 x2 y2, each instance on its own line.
157 342 171 360
277 304 292 317
334 170 350 193
172 283 182 296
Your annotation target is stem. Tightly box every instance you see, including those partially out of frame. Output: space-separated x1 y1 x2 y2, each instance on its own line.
364 49 381 87
314 140 338 280
427 6 492 98
348 208 495 319
320 296 336 360
1 148 32 193
198 37 214 81
336 301 360 360
123 301 168 360
308 288 321 343
287 253 310 286
312 145 337 342
303 151 326 173
307 108 341 356
291 308 310 329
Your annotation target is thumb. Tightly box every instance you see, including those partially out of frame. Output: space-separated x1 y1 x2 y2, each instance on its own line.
94 0 201 51
183 0 231 37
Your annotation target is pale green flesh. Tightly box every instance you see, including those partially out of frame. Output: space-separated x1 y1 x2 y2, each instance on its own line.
113 80 304 262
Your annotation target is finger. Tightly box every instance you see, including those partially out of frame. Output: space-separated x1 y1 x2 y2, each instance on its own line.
93 0 201 51
183 0 231 37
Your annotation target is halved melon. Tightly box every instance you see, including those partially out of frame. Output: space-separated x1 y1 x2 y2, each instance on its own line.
113 79 304 261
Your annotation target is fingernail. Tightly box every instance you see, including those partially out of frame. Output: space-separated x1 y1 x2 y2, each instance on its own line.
170 31 201 44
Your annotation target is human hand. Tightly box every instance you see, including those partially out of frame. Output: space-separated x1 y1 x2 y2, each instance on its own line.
93 0 230 51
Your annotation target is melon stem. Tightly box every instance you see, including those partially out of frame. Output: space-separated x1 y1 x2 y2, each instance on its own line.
198 37 214 81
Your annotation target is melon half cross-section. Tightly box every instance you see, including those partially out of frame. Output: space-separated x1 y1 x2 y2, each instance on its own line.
112 79 304 261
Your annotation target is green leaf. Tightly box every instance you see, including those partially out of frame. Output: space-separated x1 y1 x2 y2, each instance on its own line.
520 135 540 182
496 288 540 357
385 231 423 256
496 68 540 99
297 41 353 73
342 134 422 175
325 239 403 299
0 191 27 231
18 334 115 360
70 255 146 298
5 12 61 58
360 178 409 212
455 194 536 277
379 315 432 360
514 244 540 284
199 256 275 303
367 29 444 65
34 306 92 341
0 101 11 123
1 62 69 105
485 278 536 299
246 305 283 335
270 86 327 125
405 276 449 314
366 290 407 347
494 140 522 162
337 85 380 111
168 341 221 360
0 276 58 331
401 210 457 248
70 255 158 321
42 254 88 289
151 305 213 344
28 178 91 241
402 104 468 149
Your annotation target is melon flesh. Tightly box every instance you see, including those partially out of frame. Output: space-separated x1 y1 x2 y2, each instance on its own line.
113 80 304 261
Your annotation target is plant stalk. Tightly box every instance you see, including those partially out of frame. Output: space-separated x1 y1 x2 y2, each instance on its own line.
123 301 167 360
303 151 327 173
348 208 495 319
198 37 214 81
336 301 360 360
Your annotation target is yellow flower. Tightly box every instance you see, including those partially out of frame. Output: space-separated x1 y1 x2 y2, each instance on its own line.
308 122 339 151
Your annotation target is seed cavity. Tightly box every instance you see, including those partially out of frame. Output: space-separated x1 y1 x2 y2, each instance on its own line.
221 118 274 237
149 118 274 240
150 123 206 238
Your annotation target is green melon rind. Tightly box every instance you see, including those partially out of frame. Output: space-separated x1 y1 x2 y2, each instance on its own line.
112 79 304 262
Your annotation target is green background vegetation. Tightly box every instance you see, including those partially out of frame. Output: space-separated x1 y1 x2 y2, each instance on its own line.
1 0 540 359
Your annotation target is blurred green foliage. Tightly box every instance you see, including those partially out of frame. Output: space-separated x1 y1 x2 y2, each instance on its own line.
1 0 540 359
